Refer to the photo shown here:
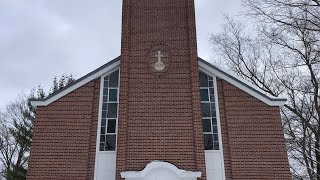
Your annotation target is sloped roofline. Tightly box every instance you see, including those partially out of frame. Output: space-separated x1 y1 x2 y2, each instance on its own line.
30 56 286 107
30 56 120 107
198 58 286 106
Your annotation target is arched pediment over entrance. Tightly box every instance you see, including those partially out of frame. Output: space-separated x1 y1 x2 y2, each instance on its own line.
121 161 202 180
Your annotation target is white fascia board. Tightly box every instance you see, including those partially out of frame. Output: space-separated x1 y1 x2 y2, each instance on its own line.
198 60 286 107
30 60 120 107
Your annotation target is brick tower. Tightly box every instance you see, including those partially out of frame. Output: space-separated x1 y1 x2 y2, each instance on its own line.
116 0 206 179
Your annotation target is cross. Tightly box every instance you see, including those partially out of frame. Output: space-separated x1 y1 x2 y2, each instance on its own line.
155 50 164 63
153 50 166 71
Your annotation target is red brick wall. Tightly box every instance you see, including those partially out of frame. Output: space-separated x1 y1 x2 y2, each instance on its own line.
116 0 206 179
217 79 291 179
27 79 100 180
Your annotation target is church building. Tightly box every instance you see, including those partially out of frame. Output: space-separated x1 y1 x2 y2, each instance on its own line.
27 0 291 179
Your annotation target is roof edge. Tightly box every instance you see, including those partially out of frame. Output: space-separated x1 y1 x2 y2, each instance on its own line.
30 56 286 107
30 56 121 107
198 57 286 107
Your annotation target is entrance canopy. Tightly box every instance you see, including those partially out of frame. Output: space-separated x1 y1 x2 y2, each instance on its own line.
121 161 201 180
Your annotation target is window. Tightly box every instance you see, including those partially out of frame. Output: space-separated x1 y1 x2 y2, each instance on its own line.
99 70 119 151
199 71 220 150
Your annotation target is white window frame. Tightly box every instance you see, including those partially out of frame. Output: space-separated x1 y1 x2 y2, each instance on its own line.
200 70 226 180
94 67 120 180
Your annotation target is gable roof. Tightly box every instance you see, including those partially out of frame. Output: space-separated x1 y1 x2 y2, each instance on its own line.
30 56 286 107
30 56 120 107
198 58 286 106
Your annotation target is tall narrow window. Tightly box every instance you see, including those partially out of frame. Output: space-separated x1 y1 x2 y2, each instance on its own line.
99 70 119 151
199 71 220 150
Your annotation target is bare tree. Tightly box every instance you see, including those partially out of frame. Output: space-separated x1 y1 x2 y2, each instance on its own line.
0 97 31 180
0 75 75 180
210 0 320 179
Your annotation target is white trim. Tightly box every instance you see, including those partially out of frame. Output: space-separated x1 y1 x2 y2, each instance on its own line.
30 60 120 107
94 76 105 180
121 161 201 178
31 59 285 107
199 61 286 107
213 75 226 180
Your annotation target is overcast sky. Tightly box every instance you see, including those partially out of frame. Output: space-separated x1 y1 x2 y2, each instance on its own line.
0 0 242 110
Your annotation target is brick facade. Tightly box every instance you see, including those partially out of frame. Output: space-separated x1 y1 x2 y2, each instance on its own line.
27 79 100 180
27 0 291 179
116 0 206 179
217 79 291 179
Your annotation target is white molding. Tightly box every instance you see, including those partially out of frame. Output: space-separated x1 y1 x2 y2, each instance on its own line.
94 76 105 180
213 75 226 180
121 161 201 178
31 59 285 107
30 60 120 107
199 61 286 107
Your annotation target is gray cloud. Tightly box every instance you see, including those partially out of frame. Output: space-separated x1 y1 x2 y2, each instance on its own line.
0 0 241 110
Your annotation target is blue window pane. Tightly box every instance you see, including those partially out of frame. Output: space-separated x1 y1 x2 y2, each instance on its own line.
100 126 106 134
109 70 119 87
202 119 212 132
100 135 106 142
211 109 216 117
109 89 118 102
209 88 214 95
99 143 105 151
199 71 208 87
214 142 219 150
200 89 209 101
103 96 108 102
212 126 218 133
204 134 213 150
102 103 108 110
212 118 217 126
103 88 108 96
104 80 109 88
107 103 118 118
201 103 211 117
209 81 214 87
105 135 116 151
102 111 107 119
107 119 116 133
213 134 219 141
101 119 106 126
210 94 215 102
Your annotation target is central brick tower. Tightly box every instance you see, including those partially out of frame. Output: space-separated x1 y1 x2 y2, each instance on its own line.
116 0 206 179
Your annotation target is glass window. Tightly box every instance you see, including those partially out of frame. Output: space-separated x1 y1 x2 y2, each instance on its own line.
109 70 119 87
103 88 108 96
204 134 213 150
202 119 212 133
109 89 118 102
105 135 116 151
100 126 106 134
199 71 208 87
99 70 120 152
107 119 116 133
107 103 118 118
201 103 211 117
200 89 209 101
100 143 105 151
100 135 106 142
199 71 220 150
